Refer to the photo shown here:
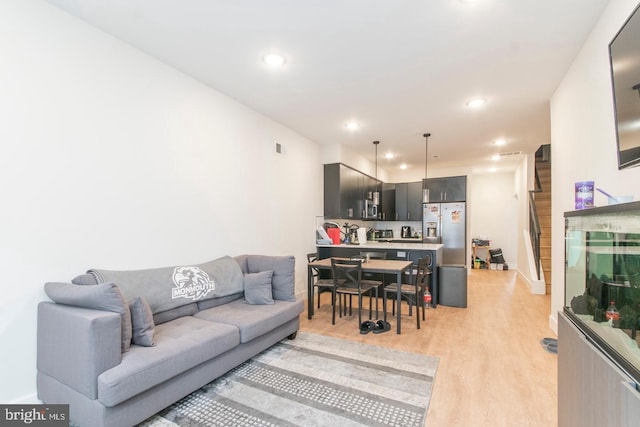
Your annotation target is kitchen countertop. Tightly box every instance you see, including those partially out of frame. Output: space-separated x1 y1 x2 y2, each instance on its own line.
316 241 443 251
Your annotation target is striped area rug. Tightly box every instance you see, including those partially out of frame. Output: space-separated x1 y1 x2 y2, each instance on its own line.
138 332 438 427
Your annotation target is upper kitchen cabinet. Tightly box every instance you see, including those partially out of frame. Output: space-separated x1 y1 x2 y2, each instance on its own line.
424 176 467 202
324 163 381 220
380 183 395 221
395 181 423 221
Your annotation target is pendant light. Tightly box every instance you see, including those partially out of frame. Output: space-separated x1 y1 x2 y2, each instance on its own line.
373 140 380 205
422 133 431 203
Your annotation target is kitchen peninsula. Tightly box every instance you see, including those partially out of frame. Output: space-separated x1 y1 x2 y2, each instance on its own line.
315 240 443 311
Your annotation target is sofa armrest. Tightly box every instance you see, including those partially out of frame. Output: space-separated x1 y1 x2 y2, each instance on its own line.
37 302 122 400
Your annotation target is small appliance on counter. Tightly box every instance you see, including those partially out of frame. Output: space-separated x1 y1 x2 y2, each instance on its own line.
401 226 412 238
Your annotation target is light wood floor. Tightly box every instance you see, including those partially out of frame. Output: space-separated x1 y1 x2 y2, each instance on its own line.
300 269 558 426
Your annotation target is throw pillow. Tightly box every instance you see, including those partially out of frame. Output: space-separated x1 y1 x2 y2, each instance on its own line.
247 255 296 301
129 297 156 347
71 274 98 286
44 282 132 353
244 270 274 305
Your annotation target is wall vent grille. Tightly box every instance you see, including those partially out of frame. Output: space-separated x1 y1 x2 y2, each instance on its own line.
499 151 523 157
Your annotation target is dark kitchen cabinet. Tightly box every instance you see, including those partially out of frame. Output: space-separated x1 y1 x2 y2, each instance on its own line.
423 176 466 202
380 183 395 221
395 181 423 221
324 163 381 220
324 163 355 219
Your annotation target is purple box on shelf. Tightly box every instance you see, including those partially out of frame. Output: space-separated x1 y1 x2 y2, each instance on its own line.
575 181 594 210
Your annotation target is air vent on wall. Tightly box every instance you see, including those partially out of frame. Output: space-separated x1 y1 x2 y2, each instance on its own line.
498 151 523 157
274 141 287 156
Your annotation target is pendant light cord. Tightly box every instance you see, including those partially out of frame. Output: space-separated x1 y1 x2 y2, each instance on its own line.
423 133 431 179
373 140 379 179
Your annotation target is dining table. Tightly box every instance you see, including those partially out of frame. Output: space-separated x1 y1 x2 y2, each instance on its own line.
307 257 414 334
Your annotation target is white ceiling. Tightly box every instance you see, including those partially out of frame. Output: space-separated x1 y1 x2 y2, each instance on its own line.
45 0 610 175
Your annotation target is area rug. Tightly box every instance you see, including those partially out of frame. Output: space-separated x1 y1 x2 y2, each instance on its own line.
137 332 439 427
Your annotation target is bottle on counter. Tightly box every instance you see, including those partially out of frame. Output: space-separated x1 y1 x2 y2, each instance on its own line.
605 301 619 323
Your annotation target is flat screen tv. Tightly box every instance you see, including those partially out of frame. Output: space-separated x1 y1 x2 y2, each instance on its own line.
609 3 640 169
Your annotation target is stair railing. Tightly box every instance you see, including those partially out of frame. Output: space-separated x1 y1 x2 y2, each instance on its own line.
528 167 542 280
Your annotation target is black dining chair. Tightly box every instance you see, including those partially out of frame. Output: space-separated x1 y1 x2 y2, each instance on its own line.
307 252 335 309
331 258 378 326
359 251 386 311
383 255 431 329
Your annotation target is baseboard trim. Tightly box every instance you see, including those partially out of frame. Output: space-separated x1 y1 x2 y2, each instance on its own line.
516 269 545 295
549 312 558 335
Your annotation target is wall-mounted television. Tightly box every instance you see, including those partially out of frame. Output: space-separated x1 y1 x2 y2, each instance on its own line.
609 3 640 170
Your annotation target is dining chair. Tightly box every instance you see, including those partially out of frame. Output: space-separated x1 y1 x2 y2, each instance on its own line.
383 255 431 329
359 251 387 312
331 258 378 326
307 252 334 309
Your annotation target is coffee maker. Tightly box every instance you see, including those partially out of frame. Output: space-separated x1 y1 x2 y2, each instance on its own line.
401 226 412 238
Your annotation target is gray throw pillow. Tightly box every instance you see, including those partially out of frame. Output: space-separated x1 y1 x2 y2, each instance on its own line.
244 270 274 305
44 282 132 353
247 255 296 301
129 297 156 347
71 274 98 286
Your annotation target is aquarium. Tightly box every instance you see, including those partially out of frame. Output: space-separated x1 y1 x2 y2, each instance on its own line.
564 201 640 383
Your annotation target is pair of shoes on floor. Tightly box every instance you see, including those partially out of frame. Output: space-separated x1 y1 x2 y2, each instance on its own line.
540 337 557 354
360 320 391 334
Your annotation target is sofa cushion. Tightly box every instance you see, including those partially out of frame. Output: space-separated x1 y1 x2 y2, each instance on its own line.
194 298 303 343
97 316 240 407
152 303 198 325
196 292 243 311
243 270 274 305
246 255 296 301
87 256 244 316
44 282 132 353
129 297 155 347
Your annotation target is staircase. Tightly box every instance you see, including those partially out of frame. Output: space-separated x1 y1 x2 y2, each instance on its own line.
535 150 552 294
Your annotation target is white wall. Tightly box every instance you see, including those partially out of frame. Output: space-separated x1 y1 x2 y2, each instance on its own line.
468 171 519 267
549 0 640 332
0 0 323 403
515 155 540 285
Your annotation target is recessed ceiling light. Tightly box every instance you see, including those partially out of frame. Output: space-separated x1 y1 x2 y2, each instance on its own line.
491 154 501 161
384 152 394 159
490 167 497 173
262 53 286 67
345 121 360 131
466 98 486 109
494 138 506 146
399 164 408 170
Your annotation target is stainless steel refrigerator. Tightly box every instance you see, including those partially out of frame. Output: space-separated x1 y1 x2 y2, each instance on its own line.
423 202 466 265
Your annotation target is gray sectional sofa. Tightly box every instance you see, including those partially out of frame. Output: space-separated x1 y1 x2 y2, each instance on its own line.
37 254 304 427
